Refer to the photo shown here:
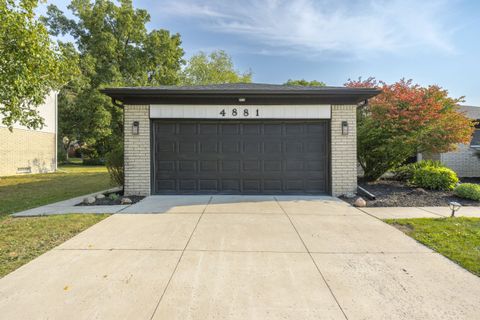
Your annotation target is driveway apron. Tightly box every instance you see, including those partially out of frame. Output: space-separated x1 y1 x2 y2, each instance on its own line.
1 195 479 320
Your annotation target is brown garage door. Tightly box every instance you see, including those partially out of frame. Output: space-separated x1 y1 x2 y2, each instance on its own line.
151 119 330 194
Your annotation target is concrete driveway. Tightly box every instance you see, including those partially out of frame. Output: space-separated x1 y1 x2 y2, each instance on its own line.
1 196 479 319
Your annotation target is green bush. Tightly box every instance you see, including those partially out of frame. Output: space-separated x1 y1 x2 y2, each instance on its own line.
393 160 443 181
409 166 459 190
454 183 480 201
105 144 124 187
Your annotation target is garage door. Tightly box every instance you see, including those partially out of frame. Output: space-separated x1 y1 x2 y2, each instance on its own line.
151 120 330 194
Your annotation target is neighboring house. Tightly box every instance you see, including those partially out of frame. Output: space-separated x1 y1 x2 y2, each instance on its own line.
102 83 380 197
419 105 480 177
0 92 58 176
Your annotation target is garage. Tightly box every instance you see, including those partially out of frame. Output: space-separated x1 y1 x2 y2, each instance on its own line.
152 119 329 194
101 83 380 197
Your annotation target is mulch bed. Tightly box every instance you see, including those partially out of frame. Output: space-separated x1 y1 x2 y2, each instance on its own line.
341 178 480 207
76 191 145 206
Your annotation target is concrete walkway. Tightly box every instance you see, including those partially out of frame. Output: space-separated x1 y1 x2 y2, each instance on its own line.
2 196 480 319
361 206 480 219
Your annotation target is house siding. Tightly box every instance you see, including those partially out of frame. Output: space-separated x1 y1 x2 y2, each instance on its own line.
440 144 480 177
123 104 359 196
331 105 357 196
124 105 151 196
0 91 57 177
0 128 56 176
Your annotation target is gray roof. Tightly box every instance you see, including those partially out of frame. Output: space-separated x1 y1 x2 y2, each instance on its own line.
106 83 360 91
459 105 480 120
101 82 381 105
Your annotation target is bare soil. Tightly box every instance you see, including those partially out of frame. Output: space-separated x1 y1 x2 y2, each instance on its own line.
341 178 480 207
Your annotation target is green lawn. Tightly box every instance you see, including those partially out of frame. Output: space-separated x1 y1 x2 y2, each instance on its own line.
0 165 114 277
386 217 480 276
0 164 113 218
0 214 109 277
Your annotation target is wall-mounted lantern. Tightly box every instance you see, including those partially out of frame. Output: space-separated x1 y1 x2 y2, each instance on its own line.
132 121 140 135
341 121 349 135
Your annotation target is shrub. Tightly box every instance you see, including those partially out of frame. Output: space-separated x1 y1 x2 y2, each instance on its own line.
57 149 67 164
454 183 480 201
105 144 124 187
393 160 443 181
409 166 459 190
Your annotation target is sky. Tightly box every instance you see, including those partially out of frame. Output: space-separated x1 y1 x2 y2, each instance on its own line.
40 0 480 105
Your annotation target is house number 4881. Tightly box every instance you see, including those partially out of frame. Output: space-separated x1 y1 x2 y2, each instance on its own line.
219 108 260 117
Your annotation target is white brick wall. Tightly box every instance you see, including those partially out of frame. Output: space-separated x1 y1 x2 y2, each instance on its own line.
123 104 359 196
440 144 480 177
0 128 56 176
331 105 357 196
124 105 151 196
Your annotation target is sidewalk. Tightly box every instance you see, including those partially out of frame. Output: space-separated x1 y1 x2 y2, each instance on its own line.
11 187 128 217
360 206 480 219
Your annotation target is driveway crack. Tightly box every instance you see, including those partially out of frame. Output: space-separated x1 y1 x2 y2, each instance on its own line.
148 196 212 320
274 196 349 320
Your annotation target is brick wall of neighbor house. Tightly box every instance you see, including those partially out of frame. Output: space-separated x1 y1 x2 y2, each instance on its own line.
124 105 151 196
331 105 357 196
440 144 480 177
0 127 56 176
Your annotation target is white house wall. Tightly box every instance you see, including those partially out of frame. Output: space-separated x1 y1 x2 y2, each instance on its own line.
0 91 57 176
440 144 480 177
150 104 331 119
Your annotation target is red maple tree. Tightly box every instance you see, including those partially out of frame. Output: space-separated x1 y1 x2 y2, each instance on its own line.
346 77 474 180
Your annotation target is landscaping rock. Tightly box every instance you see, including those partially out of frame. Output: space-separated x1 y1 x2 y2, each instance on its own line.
120 197 132 205
353 197 367 207
96 194 106 200
411 188 428 195
83 196 96 204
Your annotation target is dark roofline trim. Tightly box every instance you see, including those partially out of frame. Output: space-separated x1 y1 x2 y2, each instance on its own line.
100 86 382 106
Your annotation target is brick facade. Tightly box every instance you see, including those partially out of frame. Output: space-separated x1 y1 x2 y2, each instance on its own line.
420 146 480 178
0 127 56 176
123 104 358 197
331 105 357 196
124 105 151 196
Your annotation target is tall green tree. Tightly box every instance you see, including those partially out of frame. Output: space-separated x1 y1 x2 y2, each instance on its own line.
181 50 252 85
0 0 74 129
42 0 184 157
284 79 326 86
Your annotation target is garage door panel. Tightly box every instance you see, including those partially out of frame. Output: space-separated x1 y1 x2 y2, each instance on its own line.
199 180 218 191
222 179 241 191
200 160 218 172
152 120 329 194
221 124 240 135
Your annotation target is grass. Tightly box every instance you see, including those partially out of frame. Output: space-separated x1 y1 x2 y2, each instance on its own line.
0 214 109 278
386 217 480 276
0 164 113 218
0 164 113 277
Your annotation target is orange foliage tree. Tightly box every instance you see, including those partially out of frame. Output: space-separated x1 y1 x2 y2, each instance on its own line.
346 78 474 181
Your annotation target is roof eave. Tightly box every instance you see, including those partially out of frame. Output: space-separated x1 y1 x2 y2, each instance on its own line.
100 88 382 106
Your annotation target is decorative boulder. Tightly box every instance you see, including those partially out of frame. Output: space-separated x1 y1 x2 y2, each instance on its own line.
96 194 106 200
83 196 96 204
353 197 367 207
120 197 132 205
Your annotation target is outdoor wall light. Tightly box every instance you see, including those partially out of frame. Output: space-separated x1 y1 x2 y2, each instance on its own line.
448 201 461 217
132 121 139 135
342 121 349 135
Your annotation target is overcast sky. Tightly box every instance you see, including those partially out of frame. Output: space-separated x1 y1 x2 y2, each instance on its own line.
41 0 480 105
